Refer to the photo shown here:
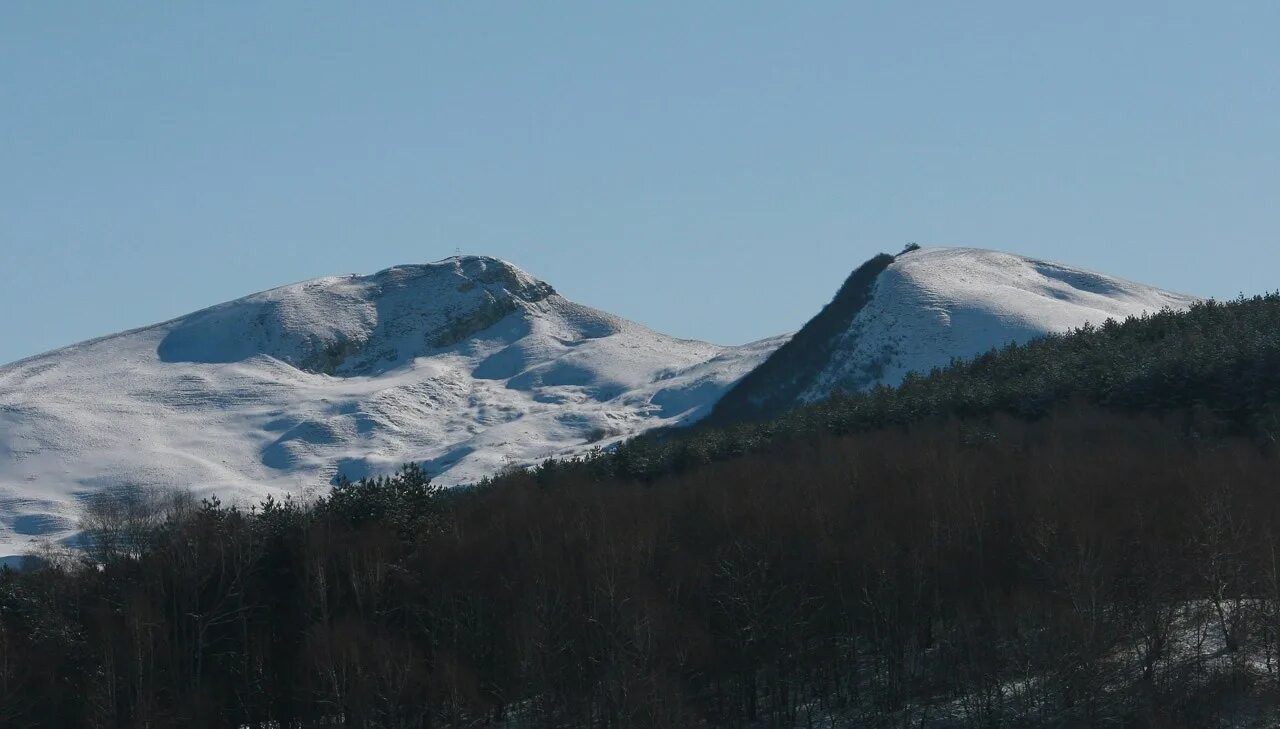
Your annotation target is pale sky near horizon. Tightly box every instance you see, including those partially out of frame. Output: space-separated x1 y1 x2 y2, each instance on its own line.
3 2 1278 364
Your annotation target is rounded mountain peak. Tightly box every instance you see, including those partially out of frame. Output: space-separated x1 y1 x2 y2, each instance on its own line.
712 245 1198 422
379 255 556 304
156 254 559 375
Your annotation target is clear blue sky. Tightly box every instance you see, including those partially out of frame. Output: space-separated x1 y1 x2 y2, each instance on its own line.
3 2 1277 364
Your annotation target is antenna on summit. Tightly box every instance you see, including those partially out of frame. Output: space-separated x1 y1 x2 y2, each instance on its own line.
454 246 461 257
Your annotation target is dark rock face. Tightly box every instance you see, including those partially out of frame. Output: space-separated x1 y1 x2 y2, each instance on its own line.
157 256 558 376
429 294 521 349
708 252 896 423
339 257 558 372
451 256 556 304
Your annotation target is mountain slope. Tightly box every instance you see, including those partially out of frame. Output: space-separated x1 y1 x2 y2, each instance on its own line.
712 247 1198 422
0 256 784 554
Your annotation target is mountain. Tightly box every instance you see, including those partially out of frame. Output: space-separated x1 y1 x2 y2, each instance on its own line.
711 246 1199 422
0 247 1200 555
0 256 785 555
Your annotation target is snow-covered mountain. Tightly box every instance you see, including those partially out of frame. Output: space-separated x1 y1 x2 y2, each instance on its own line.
0 256 785 555
0 247 1200 555
711 246 1199 422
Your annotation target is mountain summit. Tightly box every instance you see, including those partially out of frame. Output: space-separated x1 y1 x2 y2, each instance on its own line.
711 246 1198 422
0 256 784 554
157 256 559 375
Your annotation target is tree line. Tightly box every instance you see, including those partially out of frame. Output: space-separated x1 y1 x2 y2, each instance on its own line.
5 403 1280 727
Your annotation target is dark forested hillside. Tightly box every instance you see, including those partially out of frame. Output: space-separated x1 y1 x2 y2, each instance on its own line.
6 407 1280 727
5 294 1280 728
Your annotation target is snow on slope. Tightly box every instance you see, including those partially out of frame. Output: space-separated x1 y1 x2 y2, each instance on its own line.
714 247 1199 421
0 256 784 555
802 247 1199 399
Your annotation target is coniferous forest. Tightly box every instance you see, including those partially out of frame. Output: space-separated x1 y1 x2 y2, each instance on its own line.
5 295 1280 727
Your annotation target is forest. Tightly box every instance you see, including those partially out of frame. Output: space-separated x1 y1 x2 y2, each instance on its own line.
4 294 1280 728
